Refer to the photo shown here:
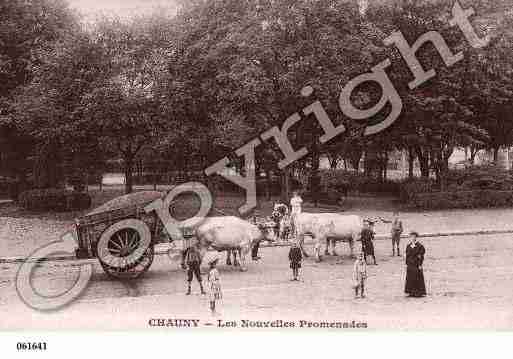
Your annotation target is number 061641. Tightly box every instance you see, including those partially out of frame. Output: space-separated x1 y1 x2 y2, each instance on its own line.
17 342 47 351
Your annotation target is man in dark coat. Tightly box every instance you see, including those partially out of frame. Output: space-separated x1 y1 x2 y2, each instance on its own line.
405 231 426 297
361 221 377 265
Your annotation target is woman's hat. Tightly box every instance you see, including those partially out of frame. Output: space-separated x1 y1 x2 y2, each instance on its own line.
409 231 419 237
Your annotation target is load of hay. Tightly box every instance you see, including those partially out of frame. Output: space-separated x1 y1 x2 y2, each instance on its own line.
87 191 164 216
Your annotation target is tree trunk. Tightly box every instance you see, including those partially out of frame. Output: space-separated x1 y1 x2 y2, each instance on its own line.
432 150 440 184
34 141 62 189
408 147 415 179
328 154 339 170
415 147 430 178
469 147 479 165
15 171 28 199
153 160 158 191
310 142 321 208
349 150 362 172
438 152 450 192
329 157 337 169
265 170 272 200
382 151 389 182
281 167 291 204
493 147 500 164
124 156 134 194
364 149 379 180
363 151 369 177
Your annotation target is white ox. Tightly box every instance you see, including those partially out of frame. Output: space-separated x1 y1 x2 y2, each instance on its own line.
182 216 271 271
294 213 363 262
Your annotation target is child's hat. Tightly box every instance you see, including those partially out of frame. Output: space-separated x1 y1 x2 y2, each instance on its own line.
207 252 222 265
209 258 219 265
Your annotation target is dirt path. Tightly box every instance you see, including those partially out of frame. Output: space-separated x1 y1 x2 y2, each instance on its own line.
3 203 513 259
0 217 72 258
1 233 513 329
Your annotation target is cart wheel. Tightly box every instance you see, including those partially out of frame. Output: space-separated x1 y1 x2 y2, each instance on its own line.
97 227 155 280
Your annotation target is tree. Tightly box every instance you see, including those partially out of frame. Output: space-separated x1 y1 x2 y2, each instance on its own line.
0 0 77 98
164 0 385 200
81 16 170 194
0 0 77 187
367 0 507 184
11 29 111 189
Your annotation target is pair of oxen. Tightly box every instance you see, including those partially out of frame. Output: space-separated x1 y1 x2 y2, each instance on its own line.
180 212 365 271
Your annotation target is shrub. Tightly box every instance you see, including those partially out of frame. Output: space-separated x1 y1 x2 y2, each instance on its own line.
68 174 86 192
409 190 513 210
356 178 401 195
399 165 513 209
321 170 353 191
255 176 303 197
320 170 401 196
304 188 345 206
211 176 243 193
399 178 437 203
448 165 513 190
18 189 92 212
0 177 15 198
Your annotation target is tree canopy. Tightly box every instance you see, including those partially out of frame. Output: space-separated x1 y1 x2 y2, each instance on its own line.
1 0 512 197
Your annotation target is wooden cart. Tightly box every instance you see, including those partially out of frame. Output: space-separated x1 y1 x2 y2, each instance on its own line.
73 191 191 279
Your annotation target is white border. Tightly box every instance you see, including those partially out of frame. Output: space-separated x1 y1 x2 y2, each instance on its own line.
0 332 510 359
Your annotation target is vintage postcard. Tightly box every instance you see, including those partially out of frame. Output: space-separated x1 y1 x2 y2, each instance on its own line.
1 0 513 340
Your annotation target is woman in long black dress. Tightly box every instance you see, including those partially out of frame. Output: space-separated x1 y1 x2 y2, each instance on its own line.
405 231 426 297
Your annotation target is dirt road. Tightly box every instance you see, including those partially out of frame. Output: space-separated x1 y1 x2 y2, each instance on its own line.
1 232 513 330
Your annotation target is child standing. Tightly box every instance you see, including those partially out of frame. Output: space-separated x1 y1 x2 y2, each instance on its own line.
288 241 303 281
391 212 403 257
183 239 205 295
207 258 222 315
361 221 377 265
290 191 303 216
290 191 303 238
352 252 368 298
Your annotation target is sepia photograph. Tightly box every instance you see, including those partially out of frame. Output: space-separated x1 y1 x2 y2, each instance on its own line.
1 0 513 342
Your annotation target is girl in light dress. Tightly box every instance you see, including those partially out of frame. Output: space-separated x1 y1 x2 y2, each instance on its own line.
207 258 222 315
352 252 368 298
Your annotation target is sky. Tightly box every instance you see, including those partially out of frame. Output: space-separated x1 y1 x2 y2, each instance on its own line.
67 0 177 18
